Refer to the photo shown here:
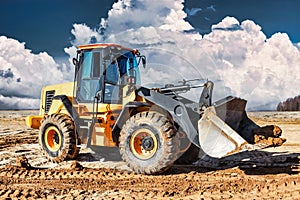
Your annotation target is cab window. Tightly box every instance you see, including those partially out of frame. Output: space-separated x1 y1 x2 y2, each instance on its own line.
102 60 121 104
77 51 102 102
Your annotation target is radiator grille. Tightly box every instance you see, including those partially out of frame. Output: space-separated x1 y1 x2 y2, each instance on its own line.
45 90 55 113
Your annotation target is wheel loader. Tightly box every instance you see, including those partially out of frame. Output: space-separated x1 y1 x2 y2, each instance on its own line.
26 43 272 174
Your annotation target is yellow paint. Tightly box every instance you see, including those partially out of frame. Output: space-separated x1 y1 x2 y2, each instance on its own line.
25 115 43 129
122 85 136 106
47 99 64 115
95 135 104 146
26 82 74 129
39 82 74 116
130 128 158 160
78 103 122 114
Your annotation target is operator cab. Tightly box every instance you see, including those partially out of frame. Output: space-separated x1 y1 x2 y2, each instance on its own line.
73 44 145 104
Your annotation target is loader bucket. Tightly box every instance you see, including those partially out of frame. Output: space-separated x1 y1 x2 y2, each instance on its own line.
198 96 259 158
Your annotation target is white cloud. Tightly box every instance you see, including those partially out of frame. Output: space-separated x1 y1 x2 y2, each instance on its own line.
4 0 297 111
159 1 193 31
64 0 300 110
64 24 102 68
0 94 39 110
201 18 300 109
70 24 102 46
104 0 192 33
297 43 300 50
0 36 72 109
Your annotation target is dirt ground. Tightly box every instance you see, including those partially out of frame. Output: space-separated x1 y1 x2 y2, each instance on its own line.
0 110 300 199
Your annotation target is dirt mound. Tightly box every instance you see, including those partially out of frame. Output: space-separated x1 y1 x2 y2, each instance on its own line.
70 161 83 170
16 156 31 169
253 125 286 147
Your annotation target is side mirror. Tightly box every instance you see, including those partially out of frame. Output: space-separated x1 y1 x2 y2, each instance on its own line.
72 58 78 66
142 56 146 68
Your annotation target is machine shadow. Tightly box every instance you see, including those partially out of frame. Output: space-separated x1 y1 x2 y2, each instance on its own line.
166 150 300 175
76 147 299 176
77 146 123 162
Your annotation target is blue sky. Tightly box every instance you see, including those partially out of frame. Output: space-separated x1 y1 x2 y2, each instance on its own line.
0 0 299 58
0 0 115 57
184 0 300 42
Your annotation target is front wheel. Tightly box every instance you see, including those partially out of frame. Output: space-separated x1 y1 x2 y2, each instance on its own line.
119 111 179 174
39 113 79 163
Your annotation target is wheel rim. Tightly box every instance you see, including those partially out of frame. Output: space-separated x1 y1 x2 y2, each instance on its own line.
130 128 158 160
44 126 62 152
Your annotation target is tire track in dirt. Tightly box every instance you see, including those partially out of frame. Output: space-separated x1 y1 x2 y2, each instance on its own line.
0 130 38 150
1 111 300 199
0 164 300 199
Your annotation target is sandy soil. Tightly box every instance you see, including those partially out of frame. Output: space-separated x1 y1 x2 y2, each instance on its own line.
0 110 299 199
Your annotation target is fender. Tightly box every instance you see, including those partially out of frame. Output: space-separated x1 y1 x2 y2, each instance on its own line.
53 95 79 121
112 101 151 142
137 87 200 147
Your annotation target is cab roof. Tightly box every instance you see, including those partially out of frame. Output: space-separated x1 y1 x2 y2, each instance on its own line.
77 43 134 51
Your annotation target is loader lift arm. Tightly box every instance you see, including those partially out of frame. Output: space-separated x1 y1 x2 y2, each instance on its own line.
136 79 214 147
133 80 262 158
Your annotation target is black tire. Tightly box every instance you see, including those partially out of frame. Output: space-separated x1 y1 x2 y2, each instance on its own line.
176 143 200 164
39 113 80 162
119 111 179 174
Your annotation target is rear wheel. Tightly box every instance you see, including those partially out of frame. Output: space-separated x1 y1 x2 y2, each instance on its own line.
119 111 179 174
39 113 79 162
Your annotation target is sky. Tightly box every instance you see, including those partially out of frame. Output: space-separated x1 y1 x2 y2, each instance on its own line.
185 0 300 43
0 0 116 57
0 0 300 110
1 0 300 58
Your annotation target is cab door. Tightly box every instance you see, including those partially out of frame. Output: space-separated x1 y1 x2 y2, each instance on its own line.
101 59 122 104
75 49 122 147
76 50 102 103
